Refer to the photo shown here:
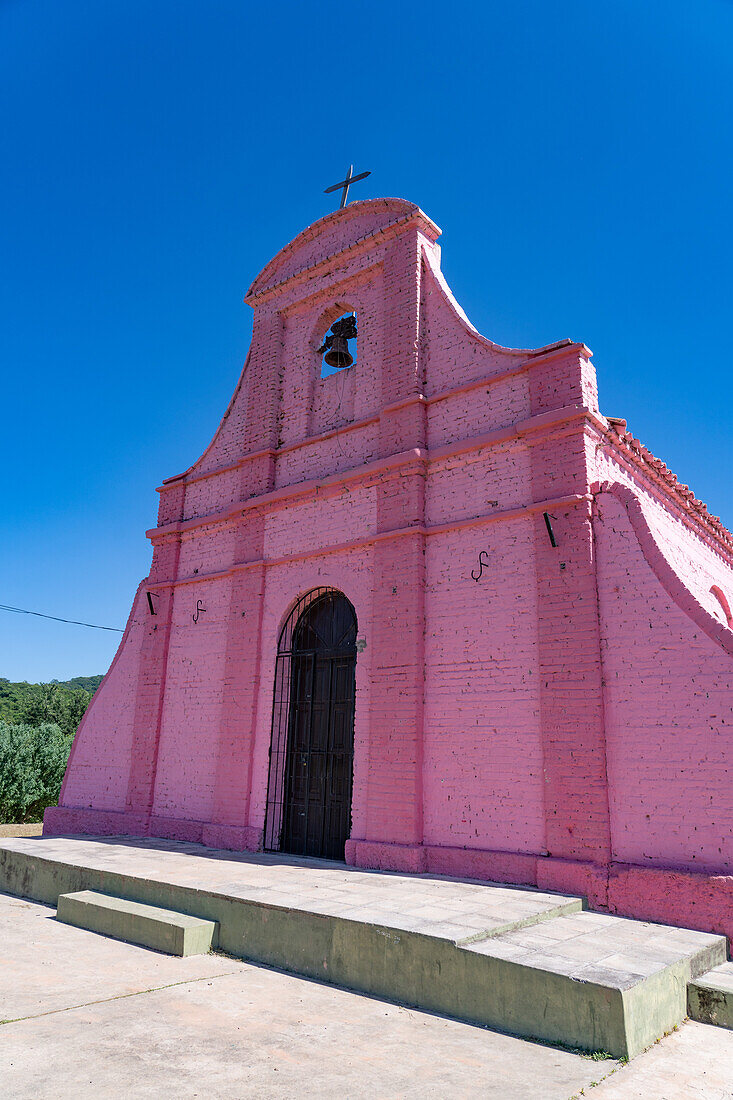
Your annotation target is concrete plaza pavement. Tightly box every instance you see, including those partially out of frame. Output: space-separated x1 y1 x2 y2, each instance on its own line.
2 892 733 1098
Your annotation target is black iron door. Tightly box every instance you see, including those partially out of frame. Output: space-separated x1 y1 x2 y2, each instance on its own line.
279 592 356 860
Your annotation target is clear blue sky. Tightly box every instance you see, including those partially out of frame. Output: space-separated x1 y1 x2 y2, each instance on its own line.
2 0 732 682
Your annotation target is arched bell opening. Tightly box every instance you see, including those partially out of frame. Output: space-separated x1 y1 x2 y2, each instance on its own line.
264 587 357 860
318 311 358 378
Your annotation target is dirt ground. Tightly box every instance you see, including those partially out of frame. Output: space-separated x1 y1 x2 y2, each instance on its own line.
0 823 43 838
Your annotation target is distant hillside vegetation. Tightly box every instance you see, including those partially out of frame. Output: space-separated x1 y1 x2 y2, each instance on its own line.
0 674 105 823
51 674 105 694
0 675 104 737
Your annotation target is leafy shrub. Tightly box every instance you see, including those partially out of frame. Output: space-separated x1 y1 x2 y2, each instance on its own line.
0 721 72 823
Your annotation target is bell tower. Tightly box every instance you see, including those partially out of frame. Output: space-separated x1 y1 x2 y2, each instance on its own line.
234 200 440 863
221 198 442 489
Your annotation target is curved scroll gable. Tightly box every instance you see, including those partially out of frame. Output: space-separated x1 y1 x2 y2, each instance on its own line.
420 238 578 361
596 481 733 658
160 349 252 488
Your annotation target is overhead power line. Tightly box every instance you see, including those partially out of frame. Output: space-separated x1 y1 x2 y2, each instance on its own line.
0 603 124 633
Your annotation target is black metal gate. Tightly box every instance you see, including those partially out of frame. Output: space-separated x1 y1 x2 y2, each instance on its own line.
264 588 357 861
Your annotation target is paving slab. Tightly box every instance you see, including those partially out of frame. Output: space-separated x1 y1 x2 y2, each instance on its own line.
464 910 725 1060
0 835 582 942
467 911 723 983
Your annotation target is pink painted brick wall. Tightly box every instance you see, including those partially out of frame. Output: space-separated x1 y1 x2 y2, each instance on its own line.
47 197 733 941
150 575 233 822
264 486 377 559
59 583 148 812
423 519 545 852
425 445 532 524
595 487 733 872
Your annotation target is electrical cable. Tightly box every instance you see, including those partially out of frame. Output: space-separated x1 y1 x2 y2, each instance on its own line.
0 604 123 632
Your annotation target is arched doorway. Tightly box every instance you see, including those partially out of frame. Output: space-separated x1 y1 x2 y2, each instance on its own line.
264 588 357 860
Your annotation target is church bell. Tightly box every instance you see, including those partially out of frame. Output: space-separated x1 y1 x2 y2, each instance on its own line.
324 335 353 370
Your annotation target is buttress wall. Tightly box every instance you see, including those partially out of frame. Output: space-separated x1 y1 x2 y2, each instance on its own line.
58 583 148 815
594 486 733 871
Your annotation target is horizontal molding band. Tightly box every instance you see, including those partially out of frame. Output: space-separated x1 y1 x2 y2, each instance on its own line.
146 492 590 591
149 405 596 543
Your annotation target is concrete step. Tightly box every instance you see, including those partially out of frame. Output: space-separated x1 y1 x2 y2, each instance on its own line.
688 963 733 1030
56 890 218 957
462 910 726 1058
1 836 728 1060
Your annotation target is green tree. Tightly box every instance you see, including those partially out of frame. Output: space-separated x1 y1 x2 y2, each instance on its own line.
0 721 71 822
19 683 89 737
0 676 102 730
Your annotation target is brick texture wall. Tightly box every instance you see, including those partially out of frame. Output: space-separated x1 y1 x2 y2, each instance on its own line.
45 198 733 941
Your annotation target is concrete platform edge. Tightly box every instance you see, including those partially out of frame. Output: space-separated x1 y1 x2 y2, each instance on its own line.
0 842 720 1060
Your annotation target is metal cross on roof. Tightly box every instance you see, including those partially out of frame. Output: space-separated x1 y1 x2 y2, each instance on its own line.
324 164 371 209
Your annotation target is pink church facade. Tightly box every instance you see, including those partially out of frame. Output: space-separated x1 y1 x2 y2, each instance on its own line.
45 198 733 940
